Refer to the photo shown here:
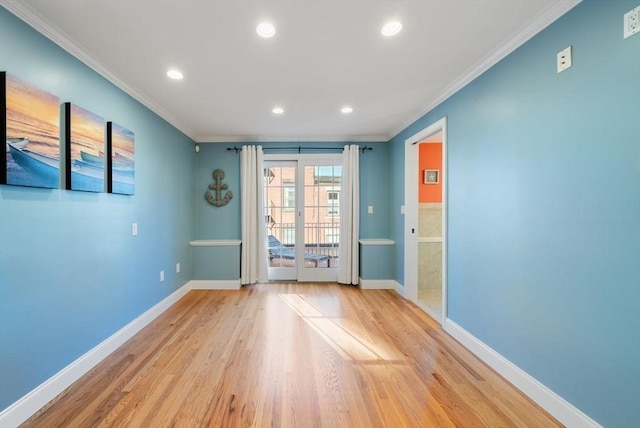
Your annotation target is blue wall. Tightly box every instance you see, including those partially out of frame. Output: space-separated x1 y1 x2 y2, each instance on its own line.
191 246 240 281
389 1 639 426
360 244 395 280
0 8 195 410
195 144 242 240
193 142 391 280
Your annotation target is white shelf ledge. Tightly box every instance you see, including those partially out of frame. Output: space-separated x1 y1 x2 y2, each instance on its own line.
359 239 395 246
189 240 242 247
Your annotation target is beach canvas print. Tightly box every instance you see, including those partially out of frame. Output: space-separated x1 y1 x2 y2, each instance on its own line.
65 103 105 192
2 72 61 188
107 122 135 195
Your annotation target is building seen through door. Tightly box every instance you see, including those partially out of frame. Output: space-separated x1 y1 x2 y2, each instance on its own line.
264 162 341 281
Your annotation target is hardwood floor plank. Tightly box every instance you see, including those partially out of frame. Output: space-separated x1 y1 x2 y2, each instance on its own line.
21 283 561 428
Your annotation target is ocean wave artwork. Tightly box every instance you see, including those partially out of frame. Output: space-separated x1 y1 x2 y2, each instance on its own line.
107 121 135 195
2 72 60 188
65 102 105 193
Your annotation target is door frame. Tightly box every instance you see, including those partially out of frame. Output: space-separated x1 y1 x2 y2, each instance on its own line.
404 117 448 325
264 160 298 281
264 153 342 282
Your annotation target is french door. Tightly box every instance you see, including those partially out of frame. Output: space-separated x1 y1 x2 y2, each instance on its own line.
264 155 341 282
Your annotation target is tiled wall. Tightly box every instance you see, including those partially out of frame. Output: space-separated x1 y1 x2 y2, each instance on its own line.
418 202 442 294
419 203 442 237
418 241 442 295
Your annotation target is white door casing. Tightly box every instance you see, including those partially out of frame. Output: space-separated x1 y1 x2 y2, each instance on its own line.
404 117 448 325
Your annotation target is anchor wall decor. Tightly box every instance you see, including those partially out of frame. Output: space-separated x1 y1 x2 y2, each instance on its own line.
205 169 233 207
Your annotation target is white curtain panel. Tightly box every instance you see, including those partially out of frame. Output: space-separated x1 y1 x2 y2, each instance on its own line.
240 145 268 285
338 144 360 285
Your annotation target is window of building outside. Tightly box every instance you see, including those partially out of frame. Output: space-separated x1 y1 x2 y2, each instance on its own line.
327 190 340 217
283 183 295 210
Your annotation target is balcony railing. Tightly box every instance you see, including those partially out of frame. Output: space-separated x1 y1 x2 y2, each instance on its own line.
267 222 339 267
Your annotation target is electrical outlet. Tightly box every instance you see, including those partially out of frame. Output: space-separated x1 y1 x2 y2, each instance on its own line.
557 46 572 73
176 263 180 273
400 205 405 214
160 271 164 282
131 223 138 236
624 6 640 39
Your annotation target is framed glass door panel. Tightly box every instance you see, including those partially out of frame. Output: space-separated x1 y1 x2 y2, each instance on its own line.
264 162 297 280
297 164 341 282
264 156 341 282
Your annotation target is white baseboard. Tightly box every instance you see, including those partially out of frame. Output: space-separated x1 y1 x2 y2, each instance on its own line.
189 279 241 290
393 280 406 298
0 282 192 428
444 319 601 428
358 278 396 290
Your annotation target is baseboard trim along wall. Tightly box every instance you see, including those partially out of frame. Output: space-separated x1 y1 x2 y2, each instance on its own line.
394 281 406 298
188 279 241 290
444 319 602 428
358 278 396 290
0 282 193 428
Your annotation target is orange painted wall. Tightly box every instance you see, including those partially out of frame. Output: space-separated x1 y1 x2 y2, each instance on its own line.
418 142 442 203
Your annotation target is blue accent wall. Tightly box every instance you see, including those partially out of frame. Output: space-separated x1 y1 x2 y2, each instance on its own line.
193 142 391 281
360 244 395 280
359 142 390 239
195 144 241 240
389 1 639 426
0 8 195 410
191 246 240 281
192 142 393 280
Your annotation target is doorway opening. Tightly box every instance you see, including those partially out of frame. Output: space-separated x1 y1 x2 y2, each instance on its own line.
404 118 448 325
264 155 341 282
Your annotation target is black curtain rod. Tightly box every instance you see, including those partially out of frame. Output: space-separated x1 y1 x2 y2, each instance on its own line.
226 145 373 154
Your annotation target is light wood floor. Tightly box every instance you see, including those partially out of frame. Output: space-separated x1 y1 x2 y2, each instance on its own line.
23 283 561 427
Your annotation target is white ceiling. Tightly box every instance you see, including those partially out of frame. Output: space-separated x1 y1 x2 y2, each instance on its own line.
3 0 580 143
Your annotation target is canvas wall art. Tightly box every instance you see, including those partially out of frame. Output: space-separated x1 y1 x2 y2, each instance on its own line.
64 102 105 192
107 122 135 195
1 72 61 188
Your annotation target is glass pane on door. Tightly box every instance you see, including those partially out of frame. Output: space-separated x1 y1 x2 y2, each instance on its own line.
303 165 341 270
264 165 297 274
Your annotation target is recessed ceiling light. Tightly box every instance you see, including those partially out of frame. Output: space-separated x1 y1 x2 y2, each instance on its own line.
272 107 284 114
257 22 276 38
381 21 402 37
341 106 353 114
166 69 183 80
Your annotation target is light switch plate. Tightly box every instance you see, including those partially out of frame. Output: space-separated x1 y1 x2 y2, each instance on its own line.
131 223 138 236
368 205 373 214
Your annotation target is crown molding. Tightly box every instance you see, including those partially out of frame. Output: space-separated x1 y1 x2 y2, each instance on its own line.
3 0 581 144
1 0 198 141
388 0 582 141
195 134 390 143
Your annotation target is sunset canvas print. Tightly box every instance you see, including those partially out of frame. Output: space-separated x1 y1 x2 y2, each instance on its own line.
65 103 105 192
107 121 135 195
2 72 61 188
